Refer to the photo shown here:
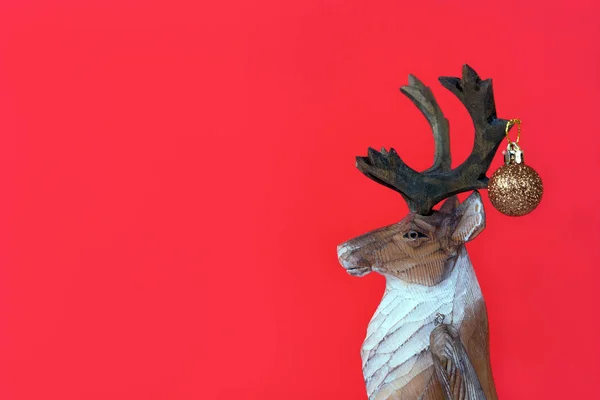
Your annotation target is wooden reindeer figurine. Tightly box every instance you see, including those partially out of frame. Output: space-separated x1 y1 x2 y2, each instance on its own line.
337 65 510 400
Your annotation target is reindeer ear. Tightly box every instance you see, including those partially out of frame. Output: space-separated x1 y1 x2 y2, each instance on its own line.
439 195 459 213
451 191 485 243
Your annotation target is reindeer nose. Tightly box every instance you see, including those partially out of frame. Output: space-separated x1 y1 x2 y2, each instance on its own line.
337 244 361 268
337 244 352 269
337 243 350 261
337 243 372 276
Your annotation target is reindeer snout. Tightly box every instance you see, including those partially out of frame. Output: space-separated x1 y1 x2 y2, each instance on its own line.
337 243 372 277
337 243 350 261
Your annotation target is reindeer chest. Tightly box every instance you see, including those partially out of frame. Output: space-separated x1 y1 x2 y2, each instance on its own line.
360 250 480 398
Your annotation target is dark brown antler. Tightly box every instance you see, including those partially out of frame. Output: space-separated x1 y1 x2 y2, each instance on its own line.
356 64 509 215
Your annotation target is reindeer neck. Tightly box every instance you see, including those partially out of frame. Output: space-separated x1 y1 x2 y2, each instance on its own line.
382 246 466 302
361 246 477 398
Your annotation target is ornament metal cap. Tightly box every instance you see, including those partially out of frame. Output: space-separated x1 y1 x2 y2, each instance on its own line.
503 142 524 164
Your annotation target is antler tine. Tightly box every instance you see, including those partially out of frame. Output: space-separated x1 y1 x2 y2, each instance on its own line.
439 65 509 185
400 74 451 173
356 146 420 207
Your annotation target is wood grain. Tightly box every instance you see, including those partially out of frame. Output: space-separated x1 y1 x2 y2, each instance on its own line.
338 193 497 399
355 65 511 215
338 66 508 399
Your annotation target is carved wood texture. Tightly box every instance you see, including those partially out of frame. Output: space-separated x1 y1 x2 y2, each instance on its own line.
338 66 506 399
355 65 510 215
338 193 497 399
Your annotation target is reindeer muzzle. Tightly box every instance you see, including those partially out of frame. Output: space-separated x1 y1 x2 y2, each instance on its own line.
337 243 372 277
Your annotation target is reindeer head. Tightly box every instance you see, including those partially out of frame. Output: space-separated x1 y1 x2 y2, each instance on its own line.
338 65 510 285
337 192 485 285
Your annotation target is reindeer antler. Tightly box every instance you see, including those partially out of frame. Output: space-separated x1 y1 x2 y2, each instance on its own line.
356 65 509 215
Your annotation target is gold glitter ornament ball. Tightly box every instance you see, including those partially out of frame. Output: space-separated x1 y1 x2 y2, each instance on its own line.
488 163 543 216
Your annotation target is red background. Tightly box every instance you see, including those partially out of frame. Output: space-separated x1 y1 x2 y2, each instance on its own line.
1 0 599 398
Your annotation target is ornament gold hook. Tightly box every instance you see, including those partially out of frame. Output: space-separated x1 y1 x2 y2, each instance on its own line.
505 118 521 143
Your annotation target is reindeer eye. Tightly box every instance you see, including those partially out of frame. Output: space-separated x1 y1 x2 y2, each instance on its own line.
404 230 427 240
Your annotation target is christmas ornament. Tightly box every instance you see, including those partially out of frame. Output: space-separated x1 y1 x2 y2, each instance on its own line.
488 119 543 216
